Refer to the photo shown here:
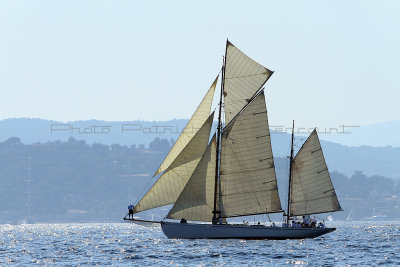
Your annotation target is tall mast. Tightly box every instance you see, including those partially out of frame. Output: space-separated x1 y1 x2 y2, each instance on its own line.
213 42 227 223
286 120 295 225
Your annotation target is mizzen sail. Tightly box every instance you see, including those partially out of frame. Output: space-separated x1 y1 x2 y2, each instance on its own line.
223 41 273 124
219 91 282 218
154 76 218 176
134 113 214 213
290 130 342 216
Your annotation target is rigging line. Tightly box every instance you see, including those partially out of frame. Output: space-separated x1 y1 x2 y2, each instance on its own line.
135 173 159 206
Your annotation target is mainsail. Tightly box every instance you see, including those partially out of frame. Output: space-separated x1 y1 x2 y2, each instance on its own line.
154 76 218 176
167 136 217 222
219 91 282 217
290 130 342 216
223 41 274 124
133 112 214 213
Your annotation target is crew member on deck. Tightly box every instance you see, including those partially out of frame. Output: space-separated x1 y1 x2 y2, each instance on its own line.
310 217 317 228
302 216 309 228
128 204 134 219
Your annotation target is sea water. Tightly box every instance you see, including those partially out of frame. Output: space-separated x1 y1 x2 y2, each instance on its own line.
0 222 399 266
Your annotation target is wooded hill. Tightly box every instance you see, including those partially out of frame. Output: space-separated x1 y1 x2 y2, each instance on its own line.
0 137 399 223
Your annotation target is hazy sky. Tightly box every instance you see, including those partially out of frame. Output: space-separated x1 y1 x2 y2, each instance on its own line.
1 1 399 129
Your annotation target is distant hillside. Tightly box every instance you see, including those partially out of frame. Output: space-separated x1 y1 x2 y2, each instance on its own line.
1 118 400 179
0 137 170 223
3 118 400 147
0 137 399 223
0 118 190 147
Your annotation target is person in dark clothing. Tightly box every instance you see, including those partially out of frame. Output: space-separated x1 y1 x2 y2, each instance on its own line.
128 204 134 219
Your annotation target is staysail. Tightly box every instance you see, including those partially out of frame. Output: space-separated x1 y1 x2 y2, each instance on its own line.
290 130 342 216
223 41 274 124
167 136 217 222
219 91 282 218
133 113 214 213
154 76 218 176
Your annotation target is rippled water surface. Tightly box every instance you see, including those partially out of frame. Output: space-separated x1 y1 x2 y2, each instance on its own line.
0 222 399 266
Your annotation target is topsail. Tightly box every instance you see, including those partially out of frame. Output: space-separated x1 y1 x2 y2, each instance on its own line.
223 41 274 124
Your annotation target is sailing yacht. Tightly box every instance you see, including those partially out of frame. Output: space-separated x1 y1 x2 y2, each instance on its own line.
124 40 342 239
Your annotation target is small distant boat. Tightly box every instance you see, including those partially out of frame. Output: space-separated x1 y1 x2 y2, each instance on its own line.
124 40 342 239
365 208 388 221
367 215 388 221
345 206 353 221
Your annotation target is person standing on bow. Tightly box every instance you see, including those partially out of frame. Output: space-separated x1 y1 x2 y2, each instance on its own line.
128 204 134 219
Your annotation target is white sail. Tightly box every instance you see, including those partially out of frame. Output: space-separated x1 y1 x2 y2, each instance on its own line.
167 136 217 222
220 91 282 218
154 76 218 176
224 41 273 124
290 130 342 216
134 113 214 213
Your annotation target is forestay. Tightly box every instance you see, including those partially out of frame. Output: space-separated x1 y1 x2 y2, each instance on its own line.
219 91 282 218
223 41 273 124
154 76 218 176
290 130 342 216
134 113 214 213
167 136 217 222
